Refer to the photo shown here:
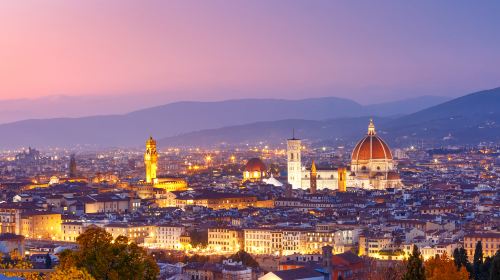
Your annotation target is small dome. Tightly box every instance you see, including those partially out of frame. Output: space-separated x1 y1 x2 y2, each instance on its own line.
244 158 267 172
351 119 393 162
387 171 400 180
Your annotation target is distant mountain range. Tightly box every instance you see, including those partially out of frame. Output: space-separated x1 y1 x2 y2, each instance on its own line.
0 95 450 149
159 87 500 147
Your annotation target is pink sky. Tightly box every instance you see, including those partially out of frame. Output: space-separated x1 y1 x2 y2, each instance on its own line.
1 1 499 103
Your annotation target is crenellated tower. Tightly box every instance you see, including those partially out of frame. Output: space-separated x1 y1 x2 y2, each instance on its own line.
144 136 158 183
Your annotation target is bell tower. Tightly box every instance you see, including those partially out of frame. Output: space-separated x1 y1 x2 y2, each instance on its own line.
287 130 302 189
310 160 317 194
144 136 158 183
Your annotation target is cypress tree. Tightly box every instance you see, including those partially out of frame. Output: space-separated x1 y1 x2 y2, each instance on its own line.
453 248 461 268
490 251 500 280
453 247 472 277
473 241 483 280
403 245 426 280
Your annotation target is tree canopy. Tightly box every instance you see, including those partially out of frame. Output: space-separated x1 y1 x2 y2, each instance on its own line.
425 253 469 280
58 227 159 280
402 245 425 280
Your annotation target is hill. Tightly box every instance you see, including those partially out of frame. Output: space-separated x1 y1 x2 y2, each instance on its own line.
0 96 447 148
159 88 500 147
158 117 394 147
386 87 500 144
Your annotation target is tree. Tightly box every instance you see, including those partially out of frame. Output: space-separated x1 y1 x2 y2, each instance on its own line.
453 247 469 270
402 245 425 280
425 253 469 280
473 241 484 280
59 227 159 280
490 250 500 280
453 247 472 278
50 266 95 280
228 250 259 268
479 256 492 280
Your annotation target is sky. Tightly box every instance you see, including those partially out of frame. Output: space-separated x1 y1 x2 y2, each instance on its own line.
1 0 500 106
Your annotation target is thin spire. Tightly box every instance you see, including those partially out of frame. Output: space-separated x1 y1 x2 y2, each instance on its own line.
288 128 300 140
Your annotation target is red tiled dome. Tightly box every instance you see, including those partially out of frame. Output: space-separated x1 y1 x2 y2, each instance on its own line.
244 158 267 172
351 119 393 162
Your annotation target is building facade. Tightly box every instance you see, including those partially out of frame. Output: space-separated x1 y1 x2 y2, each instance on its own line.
287 119 403 190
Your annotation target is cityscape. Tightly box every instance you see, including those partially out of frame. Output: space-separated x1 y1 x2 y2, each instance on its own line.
0 1 499 280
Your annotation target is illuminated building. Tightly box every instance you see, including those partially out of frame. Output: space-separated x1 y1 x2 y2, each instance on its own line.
243 228 307 256
287 136 302 188
350 118 402 189
304 231 335 254
242 158 267 182
144 136 158 183
104 223 156 244
309 161 317 194
0 203 38 235
244 228 280 255
287 119 403 190
208 227 244 253
140 136 188 192
82 193 133 214
174 191 258 210
61 222 86 242
155 224 185 249
464 232 500 260
20 211 62 240
337 168 347 192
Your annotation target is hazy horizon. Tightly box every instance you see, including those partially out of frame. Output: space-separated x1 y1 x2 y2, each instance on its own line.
0 90 457 124
1 1 499 109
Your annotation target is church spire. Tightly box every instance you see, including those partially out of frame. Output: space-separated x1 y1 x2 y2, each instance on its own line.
367 118 376 135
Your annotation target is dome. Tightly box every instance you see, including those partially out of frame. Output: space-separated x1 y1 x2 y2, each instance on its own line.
244 158 267 172
387 171 400 180
351 119 393 162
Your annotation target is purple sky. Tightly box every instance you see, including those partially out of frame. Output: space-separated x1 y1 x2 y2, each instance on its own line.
1 1 499 104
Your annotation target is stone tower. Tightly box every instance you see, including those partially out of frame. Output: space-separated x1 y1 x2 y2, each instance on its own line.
287 132 302 189
338 167 347 192
310 160 317 194
144 136 158 183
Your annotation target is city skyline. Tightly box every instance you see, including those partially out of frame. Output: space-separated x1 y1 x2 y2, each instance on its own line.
0 2 499 279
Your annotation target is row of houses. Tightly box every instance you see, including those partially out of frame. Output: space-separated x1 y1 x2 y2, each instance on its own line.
207 226 362 256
